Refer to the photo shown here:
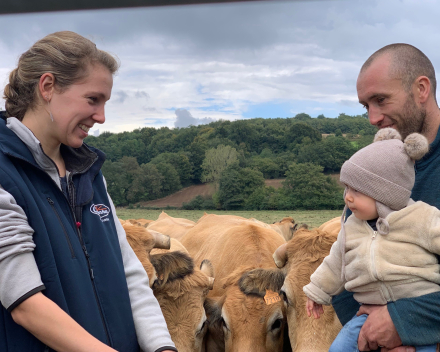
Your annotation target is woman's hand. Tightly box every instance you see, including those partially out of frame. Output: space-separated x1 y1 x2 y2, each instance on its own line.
306 297 324 319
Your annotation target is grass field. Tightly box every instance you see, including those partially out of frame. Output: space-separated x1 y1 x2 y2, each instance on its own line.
115 208 342 228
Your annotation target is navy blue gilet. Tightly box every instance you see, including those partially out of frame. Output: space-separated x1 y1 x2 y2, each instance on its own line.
0 118 139 352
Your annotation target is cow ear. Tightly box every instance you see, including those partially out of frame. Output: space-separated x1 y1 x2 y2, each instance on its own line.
150 251 194 287
273 243 288 268
238 268 285 296
200 259 215 278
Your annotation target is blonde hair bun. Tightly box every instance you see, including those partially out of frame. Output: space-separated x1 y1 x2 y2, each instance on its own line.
404 133 429 160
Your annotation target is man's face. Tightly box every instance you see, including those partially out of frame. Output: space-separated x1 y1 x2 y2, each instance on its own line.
357 55 427 139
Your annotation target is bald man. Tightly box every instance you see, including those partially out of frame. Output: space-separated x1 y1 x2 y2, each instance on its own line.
332 44 440 352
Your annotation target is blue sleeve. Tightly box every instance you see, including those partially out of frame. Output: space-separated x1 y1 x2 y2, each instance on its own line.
388 291 440 346
331 290 359 326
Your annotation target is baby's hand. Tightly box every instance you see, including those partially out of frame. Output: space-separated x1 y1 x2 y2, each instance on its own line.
306 297 324 319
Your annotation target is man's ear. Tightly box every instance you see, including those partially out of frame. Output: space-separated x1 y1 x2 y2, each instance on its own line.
414 75 431 104
38 73 56 101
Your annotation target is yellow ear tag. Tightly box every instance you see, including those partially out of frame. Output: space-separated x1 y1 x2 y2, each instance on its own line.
264 289 281 305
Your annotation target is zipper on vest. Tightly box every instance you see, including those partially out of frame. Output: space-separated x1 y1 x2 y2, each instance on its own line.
47 198 76 259
68 174 111 346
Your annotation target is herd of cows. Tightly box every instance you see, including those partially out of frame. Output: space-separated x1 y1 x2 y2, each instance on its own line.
119 212 344 352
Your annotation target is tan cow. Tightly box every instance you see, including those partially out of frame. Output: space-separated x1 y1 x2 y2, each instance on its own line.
318 216 341 237
148 211 196 240
273 228 342 351
125 218 154 227
249 217 298 241
150 253 215 352
181 214 288 352
199 212 300 241
123 223 214 352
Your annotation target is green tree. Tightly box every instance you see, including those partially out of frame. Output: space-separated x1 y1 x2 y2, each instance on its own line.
248 157 280 179
244 186 278 210
150 152 192 186
187 140 209 183
101 156 140 206
286 122 322 150
297 136 357 172
201 145 239 186
218 166 265 210
280 162 344 210
139 163 163 200
154 162 182 196
294 113 312 121
102 160 131 206
126 163 164 202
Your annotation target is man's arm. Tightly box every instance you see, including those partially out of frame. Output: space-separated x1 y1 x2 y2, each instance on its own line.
332 288 440 350
354 292 440 351
388 292 440 346
331 290 360 326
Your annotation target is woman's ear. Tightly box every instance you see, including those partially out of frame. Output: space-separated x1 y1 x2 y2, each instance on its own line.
38 73 55 102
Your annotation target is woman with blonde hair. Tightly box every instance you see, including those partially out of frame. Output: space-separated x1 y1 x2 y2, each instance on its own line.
0 31 177 352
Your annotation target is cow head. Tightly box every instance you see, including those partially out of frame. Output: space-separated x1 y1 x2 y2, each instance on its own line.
123 222 170 285
273 228 342 351
204 266 287 352
272 218 308 241
150 253 215 352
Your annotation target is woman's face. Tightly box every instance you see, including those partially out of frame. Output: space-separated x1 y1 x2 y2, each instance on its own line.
49 64 113 148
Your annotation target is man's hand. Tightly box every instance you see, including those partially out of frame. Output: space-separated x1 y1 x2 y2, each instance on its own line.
356 305 412 352
379 347 415 352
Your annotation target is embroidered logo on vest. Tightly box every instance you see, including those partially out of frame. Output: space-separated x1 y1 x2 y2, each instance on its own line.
90 204 111 222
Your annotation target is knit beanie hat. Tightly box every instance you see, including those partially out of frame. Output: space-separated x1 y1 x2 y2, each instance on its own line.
340 128 428 215
338 128 429 279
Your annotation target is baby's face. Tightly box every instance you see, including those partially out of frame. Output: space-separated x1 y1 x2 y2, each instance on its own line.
344 186 378 221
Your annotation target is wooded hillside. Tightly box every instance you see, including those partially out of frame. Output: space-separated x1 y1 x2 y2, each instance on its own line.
85 112 375 209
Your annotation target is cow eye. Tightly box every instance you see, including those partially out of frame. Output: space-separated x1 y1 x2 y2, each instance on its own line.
271 318 283 332
280 290 289 304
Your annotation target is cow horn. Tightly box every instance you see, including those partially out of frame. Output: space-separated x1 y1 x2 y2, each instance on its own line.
149 230 171 249
273 243 288 268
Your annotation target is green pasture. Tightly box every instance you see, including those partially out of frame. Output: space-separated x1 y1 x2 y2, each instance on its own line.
115 209 342 229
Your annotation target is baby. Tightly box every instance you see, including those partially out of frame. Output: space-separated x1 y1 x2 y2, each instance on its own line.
303 128 439 352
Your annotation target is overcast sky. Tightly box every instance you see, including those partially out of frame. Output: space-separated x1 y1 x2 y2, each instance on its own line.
1 0 438 134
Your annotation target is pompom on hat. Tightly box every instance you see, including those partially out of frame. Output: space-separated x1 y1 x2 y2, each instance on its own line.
338 128 429 279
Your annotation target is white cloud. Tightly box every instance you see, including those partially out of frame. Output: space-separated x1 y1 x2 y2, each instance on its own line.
174 108 215 128
1 0 440 132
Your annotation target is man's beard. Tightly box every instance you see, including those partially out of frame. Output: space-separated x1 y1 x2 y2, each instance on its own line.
395 93 427 139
